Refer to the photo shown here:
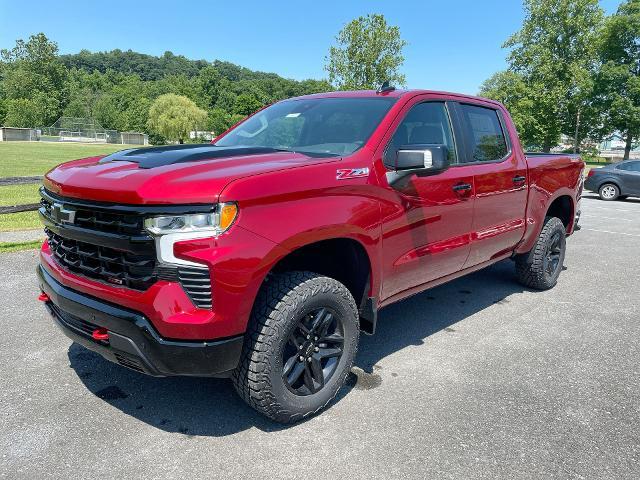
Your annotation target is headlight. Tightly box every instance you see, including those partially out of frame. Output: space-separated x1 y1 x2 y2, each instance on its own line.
144 203 238 236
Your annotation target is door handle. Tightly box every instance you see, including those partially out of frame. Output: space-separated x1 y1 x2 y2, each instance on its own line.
452 183 472 192
513 175 526 183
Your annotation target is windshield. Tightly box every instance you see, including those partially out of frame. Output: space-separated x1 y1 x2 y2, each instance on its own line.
215 97 397 156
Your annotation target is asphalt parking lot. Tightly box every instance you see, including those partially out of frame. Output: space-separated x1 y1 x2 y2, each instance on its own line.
1 194 639 479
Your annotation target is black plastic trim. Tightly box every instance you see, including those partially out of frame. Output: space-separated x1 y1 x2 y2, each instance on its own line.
38 265 242 377
40 210 153 254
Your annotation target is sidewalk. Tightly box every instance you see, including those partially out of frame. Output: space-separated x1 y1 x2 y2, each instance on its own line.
0 229 44 243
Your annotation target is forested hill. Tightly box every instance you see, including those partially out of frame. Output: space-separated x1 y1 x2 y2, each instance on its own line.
61 49 310 86
60 50 210 81
0 35 331 141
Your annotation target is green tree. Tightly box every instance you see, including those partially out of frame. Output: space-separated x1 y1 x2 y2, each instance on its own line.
234 93 263 116
479 71 541 149
325 14 407 90
147 93 207 143
0 33 68 126
595 0 640 160
501 0 603 152
4 95 56 127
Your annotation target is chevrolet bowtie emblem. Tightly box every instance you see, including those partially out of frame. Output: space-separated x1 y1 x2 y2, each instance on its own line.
52 202 76 224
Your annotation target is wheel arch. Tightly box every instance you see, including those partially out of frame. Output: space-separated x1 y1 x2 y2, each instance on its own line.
516 187 577 255
597 178 622 195
265 236 378 334
545 194 574 230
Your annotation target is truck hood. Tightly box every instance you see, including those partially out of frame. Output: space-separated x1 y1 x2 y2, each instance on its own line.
44 145 338 204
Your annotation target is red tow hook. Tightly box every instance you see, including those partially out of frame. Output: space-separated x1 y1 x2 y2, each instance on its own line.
38 292 50 302
92 327 110 343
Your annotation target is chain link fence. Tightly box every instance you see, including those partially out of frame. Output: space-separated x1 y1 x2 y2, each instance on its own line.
1 117 148 145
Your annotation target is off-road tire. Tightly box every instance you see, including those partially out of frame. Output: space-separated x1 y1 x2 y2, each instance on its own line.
515 216 566 290
232 271 359 423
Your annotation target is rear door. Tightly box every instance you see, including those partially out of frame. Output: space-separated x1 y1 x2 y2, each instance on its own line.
378 96 476 300
452 102 528 267
616 161 640 195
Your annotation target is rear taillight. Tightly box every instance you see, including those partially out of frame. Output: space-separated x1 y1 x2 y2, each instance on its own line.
587 169 596 177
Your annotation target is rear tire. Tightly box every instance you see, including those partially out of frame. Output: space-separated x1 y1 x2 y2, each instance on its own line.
515 217 566 290
232 271 359 423
599 183 619 201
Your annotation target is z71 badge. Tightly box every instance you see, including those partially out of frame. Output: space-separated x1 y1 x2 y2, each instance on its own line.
336 168 370 180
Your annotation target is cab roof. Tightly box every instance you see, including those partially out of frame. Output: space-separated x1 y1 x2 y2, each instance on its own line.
289 89 501 107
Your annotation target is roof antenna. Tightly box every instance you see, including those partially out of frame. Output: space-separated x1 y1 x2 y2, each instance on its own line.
376 81 395 94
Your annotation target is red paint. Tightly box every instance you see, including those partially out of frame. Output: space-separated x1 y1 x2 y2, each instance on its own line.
40 89 583 341
91 327 109 342
38 292 49 302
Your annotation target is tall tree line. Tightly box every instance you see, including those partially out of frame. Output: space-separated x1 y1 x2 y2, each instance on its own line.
480 0 640 159
0 34 330 143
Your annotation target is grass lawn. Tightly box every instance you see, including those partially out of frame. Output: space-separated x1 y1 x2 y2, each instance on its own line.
0 211 41 231
0 141 147 232
0 141 137 177
583 158 611 175
0 184 41 206
0 239 43 254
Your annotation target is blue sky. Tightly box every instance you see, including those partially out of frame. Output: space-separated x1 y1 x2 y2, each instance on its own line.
0 0 622 94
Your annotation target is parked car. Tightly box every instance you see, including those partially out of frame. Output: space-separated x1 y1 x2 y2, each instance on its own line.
36 87 584 423
585 160 640 200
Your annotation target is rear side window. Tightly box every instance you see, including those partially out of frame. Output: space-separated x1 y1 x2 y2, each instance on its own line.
459 104 509 162
616 161 640 172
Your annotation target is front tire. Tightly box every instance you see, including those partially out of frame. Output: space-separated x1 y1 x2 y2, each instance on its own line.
232 271 359 423
599 183 619 201
515 217 566 290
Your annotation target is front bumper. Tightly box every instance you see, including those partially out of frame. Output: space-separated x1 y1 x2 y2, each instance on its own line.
38 265 243 377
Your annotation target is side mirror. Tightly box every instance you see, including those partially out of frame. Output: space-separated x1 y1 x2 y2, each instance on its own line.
392 144 450 172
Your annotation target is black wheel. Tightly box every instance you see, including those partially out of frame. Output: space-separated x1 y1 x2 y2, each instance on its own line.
599 183 619 201
515 217 566 290
232 271 359 423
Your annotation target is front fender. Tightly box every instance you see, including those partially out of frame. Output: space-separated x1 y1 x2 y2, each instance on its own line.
219 163 384 299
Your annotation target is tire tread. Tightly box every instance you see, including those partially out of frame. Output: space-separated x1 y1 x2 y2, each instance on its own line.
232 271 358 423
515 216 566 290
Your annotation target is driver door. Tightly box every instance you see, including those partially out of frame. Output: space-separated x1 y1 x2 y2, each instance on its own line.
379 98 476 300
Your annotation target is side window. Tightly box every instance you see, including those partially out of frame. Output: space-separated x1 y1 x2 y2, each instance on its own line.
617 161 640 172
459 104 509 162
385 102 457 164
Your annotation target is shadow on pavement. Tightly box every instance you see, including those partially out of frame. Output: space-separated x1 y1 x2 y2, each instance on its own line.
68 259 527 436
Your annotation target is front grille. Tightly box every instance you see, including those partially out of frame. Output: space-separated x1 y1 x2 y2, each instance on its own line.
40 189 214 308
46 229 157 290
40 197 144 235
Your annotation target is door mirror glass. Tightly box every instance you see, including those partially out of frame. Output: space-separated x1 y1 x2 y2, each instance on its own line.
394 144 450 171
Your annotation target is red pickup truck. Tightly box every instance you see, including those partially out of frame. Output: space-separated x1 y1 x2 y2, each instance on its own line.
37 87 584 422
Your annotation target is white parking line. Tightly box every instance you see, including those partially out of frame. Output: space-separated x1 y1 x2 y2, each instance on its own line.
583 205 638 214
581 214 636 222
581 227 640 237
